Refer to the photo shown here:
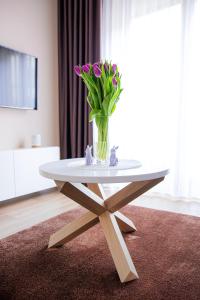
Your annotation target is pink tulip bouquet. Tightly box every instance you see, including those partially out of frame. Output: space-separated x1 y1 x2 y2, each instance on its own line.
74 61 123 162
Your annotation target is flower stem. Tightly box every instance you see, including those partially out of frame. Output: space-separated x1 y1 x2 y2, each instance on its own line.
95 116 109 162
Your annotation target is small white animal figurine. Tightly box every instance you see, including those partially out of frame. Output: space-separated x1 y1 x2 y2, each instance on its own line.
109 146 119 166
85 145 93 165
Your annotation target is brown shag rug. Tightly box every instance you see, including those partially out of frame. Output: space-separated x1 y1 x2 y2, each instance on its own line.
0 205 200 300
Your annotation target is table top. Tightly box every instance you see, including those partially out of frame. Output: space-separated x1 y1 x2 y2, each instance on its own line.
39 158 169 184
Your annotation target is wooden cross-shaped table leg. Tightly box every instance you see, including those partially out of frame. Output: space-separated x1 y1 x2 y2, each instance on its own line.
48 178 164 283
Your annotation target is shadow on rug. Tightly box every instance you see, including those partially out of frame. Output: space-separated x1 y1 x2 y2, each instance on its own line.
0 205 200 300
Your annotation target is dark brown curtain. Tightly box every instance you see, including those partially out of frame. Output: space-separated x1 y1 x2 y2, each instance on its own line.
58 0 101 159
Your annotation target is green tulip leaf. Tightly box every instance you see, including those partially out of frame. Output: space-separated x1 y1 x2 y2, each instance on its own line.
89 109 101 122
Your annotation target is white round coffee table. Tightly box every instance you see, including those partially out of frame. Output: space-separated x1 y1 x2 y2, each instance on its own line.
40 158 169 283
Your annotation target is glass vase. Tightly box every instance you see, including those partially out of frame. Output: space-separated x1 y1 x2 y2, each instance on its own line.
93 115 110 164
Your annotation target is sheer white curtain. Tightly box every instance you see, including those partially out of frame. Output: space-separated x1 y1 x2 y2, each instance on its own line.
101 0 200 199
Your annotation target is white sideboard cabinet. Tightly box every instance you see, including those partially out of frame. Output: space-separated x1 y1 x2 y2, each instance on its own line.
0 147 60 202
0 151 15 201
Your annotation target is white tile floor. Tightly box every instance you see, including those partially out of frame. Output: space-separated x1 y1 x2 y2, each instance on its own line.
133 194 200 217
103 185 200 217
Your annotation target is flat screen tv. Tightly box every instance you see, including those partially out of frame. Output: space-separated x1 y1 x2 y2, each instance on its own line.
0 45 37 110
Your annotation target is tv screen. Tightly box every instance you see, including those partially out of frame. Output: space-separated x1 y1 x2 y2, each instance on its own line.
0 45 37 110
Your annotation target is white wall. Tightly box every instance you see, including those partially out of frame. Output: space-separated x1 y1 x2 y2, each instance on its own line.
0 0 59 149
